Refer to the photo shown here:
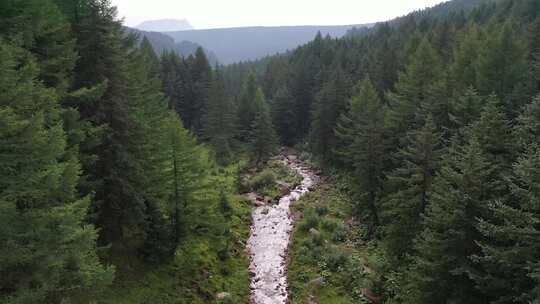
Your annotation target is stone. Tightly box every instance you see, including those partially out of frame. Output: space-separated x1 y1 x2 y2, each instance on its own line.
309 228 320 236
216 292 231 300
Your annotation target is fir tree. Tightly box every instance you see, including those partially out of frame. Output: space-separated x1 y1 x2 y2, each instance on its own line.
382 116 443 263
237 73 259 141
386 38 447 143
0 39 113 303
203 70 235 164
334 78 386 230
403 137 491 304
250 89 279 166
271 86 297 146
476 22 530 115
310 65 351 161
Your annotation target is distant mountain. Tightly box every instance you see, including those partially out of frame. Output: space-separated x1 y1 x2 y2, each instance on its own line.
164 24 373 64
125 27 218 65
136 19 193 32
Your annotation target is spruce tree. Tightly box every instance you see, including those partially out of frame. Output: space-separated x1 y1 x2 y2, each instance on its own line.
189 47 212 134
250 89 279 166
0 39 113 303
271 86 297 146
334 78 386 230
476 22 530 115
386 38 447 143
382 116 443 263
472 96 540 303
403 137 491 304
310 65 351 161
237 73 259 141
61 0 150 261
203 70 235 164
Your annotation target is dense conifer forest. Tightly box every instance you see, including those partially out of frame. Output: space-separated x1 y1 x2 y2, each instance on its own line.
1 0 540 303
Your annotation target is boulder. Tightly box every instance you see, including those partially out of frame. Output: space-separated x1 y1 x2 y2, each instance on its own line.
309 228 320 236
216 292 231 300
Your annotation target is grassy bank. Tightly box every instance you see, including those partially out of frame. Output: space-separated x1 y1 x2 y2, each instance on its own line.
288 175 381 304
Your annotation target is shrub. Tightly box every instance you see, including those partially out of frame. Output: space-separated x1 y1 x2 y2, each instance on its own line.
249 169 276 191
321 218 339 233
324 247 349 271
331 223 347 242
299 210 320 232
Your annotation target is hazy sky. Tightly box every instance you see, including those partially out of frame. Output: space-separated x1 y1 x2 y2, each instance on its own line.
113 0 448 29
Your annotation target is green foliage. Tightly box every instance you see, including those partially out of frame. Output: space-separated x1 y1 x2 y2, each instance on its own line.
0 37 113 303
249 89 279 165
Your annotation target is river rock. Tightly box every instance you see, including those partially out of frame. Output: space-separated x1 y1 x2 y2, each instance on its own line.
216 292 231 300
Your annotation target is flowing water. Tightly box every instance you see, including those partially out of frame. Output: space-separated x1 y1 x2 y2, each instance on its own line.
246 154 318 304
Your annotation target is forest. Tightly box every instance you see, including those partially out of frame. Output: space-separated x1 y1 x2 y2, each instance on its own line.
1 0 540 303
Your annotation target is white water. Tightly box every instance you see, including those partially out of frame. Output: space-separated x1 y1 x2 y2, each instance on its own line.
246 155 317 304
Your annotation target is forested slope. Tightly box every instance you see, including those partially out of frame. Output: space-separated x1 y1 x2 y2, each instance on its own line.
223 0 540 302
2 0 540 303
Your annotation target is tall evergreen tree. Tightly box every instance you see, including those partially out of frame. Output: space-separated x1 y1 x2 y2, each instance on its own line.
334 78 386 230
203 70 235 164
476 22 530 115
188 47 212 134
237 73 259 141
403 137 491 304
472 96 540 303
271 86 297 146
250 89 279 165
60 0 150 261
382 116 443 263
310 65 351 161
0 39 113 303
386 38 447 143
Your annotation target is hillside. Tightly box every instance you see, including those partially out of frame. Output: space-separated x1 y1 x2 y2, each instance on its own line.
125 27 218 64
165 24 373 64
136 18 193 31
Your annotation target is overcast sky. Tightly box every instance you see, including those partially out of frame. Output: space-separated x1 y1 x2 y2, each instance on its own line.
113 0 448 29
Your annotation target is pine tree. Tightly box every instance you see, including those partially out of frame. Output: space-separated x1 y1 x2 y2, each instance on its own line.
166 114 211 243
449 86 484 132
237 73 259 141
310 65 351 161
334 78 386 230
271 86 297 146
203 70 235 164
450 24 482 93
382 116 443 263
476 22 530 115
61 0 150 261
250 89 279 166
386 38 447 143
0 39 113 303
472 96 540 303
189 47 212 134
403 137 491 304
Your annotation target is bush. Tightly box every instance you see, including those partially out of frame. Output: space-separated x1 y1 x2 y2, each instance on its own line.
249 169 276 191
299 210 320 232
321 218 340 233
315 205 329 216
331 223 347 242
324 247 349 271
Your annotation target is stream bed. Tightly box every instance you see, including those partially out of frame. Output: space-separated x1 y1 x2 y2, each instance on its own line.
246 154 318 304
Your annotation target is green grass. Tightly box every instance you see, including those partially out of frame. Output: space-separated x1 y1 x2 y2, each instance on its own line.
288 180 373 304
